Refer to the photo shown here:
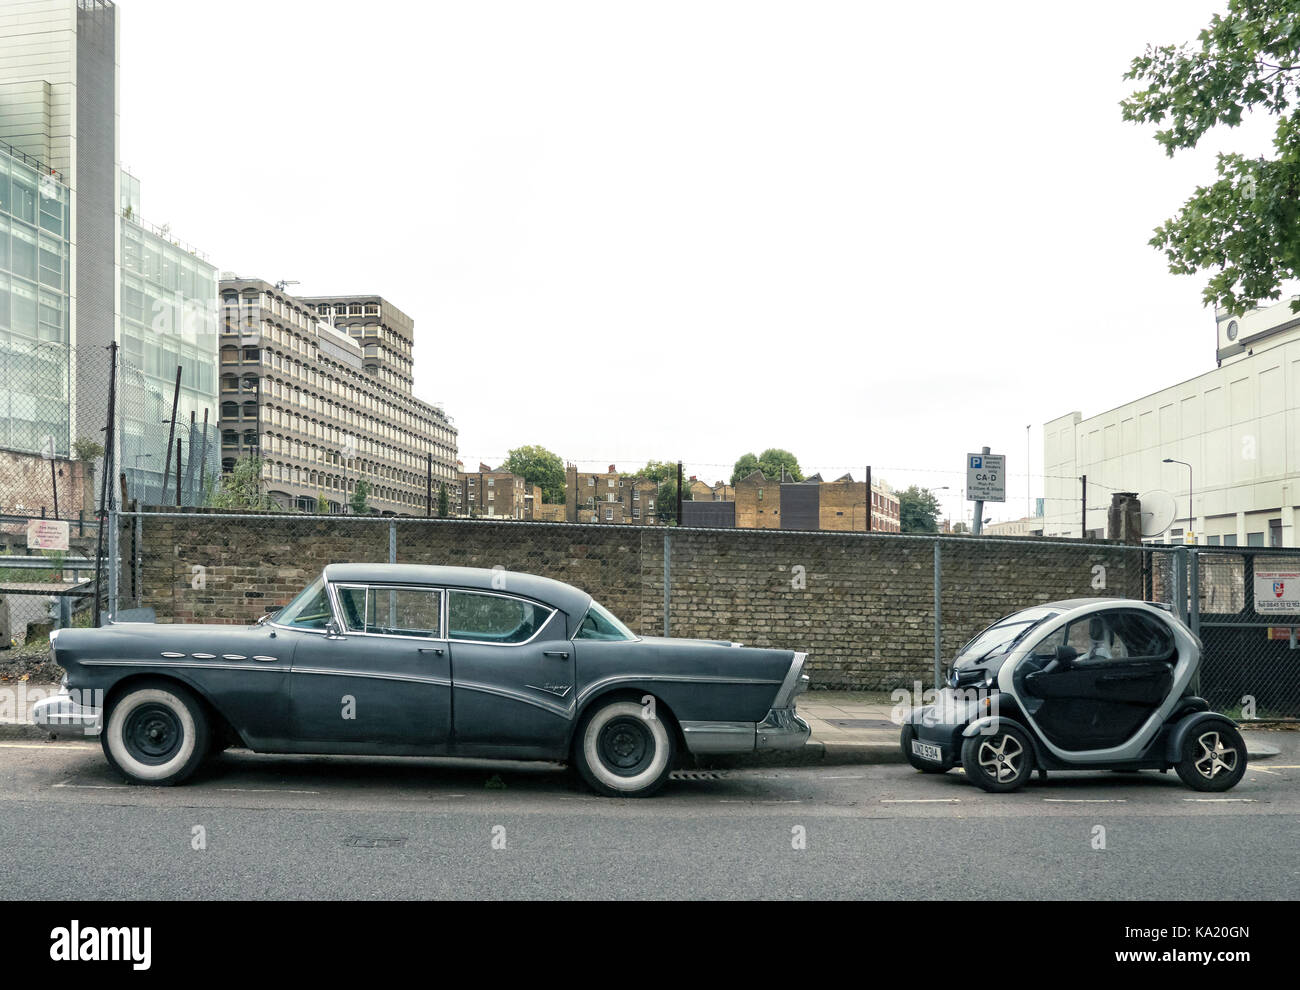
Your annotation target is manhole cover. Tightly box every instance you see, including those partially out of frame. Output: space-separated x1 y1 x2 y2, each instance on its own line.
670 770 729 781
344 836 407 848
827 718 895 729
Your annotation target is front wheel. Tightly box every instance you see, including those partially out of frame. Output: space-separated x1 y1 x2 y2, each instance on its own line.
101 681 209 785
961 725 1035 793
574 699 675 797
1175 722 1247 792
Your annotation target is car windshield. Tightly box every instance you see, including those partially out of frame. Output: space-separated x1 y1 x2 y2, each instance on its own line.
574 600 637 641
275 577 334 630
954 608 1059 664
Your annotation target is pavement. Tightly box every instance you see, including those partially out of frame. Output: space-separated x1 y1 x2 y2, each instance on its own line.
0 682 1285 763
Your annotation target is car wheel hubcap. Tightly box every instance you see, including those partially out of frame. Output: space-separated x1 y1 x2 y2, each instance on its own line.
597 716 654 777
123 704 182 765
1193 731 1237 779
978 734 1023 782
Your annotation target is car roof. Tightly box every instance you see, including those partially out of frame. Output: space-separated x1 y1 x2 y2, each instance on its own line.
1042 597 1164 611
321 563 593 617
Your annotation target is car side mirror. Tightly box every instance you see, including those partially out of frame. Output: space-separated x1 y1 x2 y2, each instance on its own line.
1054 645 1079 668
325 619 344 639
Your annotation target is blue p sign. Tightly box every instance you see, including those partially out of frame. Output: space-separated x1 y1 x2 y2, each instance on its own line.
970 456 982 469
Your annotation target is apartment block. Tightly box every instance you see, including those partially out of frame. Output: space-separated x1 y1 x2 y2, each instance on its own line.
564 463 661 524
218 278 457 515
457 462 527 519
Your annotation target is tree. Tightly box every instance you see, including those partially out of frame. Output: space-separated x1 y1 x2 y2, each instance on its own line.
207 455 279 511
636 460 678 484
1122 3 1300 313
316 493 329 514
898 485 942 534
502 445 566 504
72 437 104 463
350 479 372 515
730 449 803 485
437 482 449 518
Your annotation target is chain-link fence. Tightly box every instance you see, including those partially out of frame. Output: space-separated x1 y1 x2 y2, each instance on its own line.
107 509 1294 704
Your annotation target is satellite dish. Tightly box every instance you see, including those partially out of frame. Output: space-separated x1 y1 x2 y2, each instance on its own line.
1137 489 1177 537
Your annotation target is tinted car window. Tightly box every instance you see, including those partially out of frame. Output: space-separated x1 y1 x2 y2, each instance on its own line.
448 591 551 644
574 601 636 641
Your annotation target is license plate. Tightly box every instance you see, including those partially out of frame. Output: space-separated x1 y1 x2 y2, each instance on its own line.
911 739 942 762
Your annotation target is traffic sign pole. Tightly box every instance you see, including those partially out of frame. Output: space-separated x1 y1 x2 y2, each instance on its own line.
974 446 989 535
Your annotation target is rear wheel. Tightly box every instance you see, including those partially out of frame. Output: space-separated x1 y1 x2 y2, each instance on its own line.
101 681 209 786
574 699 675 797
1175 722 1247 792
961 725 1034 793
901 724 950 773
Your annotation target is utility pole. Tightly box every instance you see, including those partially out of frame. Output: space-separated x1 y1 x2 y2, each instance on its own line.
175 438 182 507
159 365 181 507
675 460 683 526
865 465 872 532
426 452 433 518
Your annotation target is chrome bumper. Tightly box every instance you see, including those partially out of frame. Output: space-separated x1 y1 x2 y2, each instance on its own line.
31 691 102 734
680 707 811 755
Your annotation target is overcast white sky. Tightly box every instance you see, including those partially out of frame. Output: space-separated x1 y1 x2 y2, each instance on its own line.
117 0 1281 524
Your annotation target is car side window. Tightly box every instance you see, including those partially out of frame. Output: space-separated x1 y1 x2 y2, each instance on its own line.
277 578 334 630
1108 611 1175 661
447 590 552 644
344 586 442 638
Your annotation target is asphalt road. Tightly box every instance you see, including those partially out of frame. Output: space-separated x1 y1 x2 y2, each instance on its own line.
1 735 1297 899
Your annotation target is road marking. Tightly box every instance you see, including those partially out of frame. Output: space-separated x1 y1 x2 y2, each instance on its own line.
881 798 961 804
821 775 866 780
0 742 97 750
1043 798 1127 803
1250 767 1280 775
218 787 320 795
53 781 125 790
1182 798 1256 803
1262 764 1300 769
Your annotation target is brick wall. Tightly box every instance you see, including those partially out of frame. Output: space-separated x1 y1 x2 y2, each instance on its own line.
0 449 93 519
129 510 1149 690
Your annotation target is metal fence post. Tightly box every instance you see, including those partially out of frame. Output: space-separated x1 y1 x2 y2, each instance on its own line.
106 504 118 622
1189 547 1201 695
933 540 942 689
663 529 671 638
389 520 397 564
1173 545 1188 626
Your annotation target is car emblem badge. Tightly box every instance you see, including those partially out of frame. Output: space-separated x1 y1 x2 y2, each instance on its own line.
528 683 572 698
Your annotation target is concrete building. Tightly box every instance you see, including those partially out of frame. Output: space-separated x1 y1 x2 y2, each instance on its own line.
0 0 219 509
218 278 457 515
1045 298 1300 546
985 515 1045 538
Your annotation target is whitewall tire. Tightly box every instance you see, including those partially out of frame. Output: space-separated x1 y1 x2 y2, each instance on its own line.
102 682 210 785
574 699 675 797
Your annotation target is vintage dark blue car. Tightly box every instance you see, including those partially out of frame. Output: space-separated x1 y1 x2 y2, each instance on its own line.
34 564 810 796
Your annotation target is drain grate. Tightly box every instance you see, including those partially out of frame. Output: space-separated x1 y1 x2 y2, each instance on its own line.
344 836 407 848
827 718 895 729
671 770 729 781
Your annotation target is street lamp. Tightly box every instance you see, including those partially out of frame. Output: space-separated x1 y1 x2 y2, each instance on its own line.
1163 458 1194 545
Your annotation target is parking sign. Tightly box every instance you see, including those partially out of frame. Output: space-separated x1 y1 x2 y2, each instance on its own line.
966 452 1006 502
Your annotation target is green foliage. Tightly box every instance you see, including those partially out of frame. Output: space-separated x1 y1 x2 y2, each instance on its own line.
206 455 279 511
502 445 566 504
1122 2 1300 313
437 482 450 518
636 460 679 485
898 485 942 534
72 437 104 463
731 449 803 485
350 480 372 515
316 493 329 514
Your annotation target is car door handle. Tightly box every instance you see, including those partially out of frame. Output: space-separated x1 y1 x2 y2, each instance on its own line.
418 647 444 656
543 650 570 660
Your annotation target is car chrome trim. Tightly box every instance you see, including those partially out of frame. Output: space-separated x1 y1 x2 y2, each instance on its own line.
252 655 278 662
191 653 217 659
453 679 573 717
772 651 809 708
85 659 283 673
222 654 248 661
290 666 452 688
679 720 756 754
31 691 102 731
575 673 782 707
756 707 811 751
159 652 185 658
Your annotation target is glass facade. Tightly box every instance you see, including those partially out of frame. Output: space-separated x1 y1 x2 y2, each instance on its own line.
118 216 220 505
0 146 71 457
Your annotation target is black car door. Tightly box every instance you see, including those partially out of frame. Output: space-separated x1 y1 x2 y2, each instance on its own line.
445 589 575 760
286 583 452 753
1023 609 1175 751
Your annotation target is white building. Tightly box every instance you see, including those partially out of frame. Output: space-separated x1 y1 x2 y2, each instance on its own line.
1045 299 1300 546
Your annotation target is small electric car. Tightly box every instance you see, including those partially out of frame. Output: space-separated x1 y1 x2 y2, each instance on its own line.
899 598 1248 793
